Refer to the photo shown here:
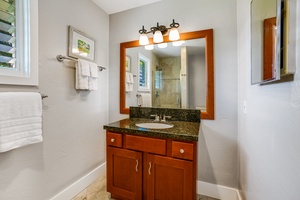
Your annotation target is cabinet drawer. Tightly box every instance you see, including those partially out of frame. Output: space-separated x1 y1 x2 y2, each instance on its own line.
107 132 123 147
172 141 194 160
125 135 166 155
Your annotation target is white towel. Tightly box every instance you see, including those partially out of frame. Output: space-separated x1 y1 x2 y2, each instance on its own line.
126 72 134 92
126 72 134 84
0 92 43 153
89 62 98 78
88 62 98 91
89 77 98 91
75 59 90 90
78 59 90 76
138 93 152 107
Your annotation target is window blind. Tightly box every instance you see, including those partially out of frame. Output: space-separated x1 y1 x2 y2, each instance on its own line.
0 0 15 68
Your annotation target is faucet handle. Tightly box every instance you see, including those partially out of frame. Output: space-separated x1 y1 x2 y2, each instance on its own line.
161 115 171 122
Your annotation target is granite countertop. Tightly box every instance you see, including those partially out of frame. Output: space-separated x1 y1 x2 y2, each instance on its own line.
103 118 200 141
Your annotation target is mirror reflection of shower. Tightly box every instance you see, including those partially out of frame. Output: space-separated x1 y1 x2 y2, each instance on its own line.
152 53 181 109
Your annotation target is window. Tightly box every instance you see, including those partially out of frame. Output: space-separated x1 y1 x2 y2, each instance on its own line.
0 0 38 85
139 60 147 87
138 53 150 92
155 69 162 90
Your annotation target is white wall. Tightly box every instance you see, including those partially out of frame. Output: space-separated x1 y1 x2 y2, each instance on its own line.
237 0 300 199
109 0 238 188
0 0 109 199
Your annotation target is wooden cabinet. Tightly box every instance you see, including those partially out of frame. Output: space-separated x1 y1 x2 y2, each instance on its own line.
107 147 142 199
106 131 197 200
145 154 194 200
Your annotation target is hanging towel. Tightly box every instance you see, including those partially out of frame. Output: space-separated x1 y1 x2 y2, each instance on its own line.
138 93 152 107
89 62 98 78
0 92 43 153
126 72 134 92
89 62 98 91
75 59 90 90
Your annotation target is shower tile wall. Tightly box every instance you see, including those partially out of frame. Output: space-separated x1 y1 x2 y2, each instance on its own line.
154 56 181 108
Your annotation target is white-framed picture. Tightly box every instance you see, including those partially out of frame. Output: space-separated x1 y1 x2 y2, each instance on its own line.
68 26 96 61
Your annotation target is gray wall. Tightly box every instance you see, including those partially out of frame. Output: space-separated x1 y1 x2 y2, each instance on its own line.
237 0 300 199
189 54 206 108
0 0 109 199
109 0 238 188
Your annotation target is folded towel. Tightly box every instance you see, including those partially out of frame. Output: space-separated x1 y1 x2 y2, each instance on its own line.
89 62 98 78
126 83 133 92
89 77 98 91
78 59 90 77
75 59 89 90
126 72 134 83
87 62 98 90
138 93 152 107
126 72 134 92
0 92 43 153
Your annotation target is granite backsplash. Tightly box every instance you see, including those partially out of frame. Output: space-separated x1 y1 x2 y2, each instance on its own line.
129 107 201 122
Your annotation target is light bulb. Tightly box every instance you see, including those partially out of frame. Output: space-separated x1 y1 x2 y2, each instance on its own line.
145 44 154 50
153 31 163 43
169 28 180 41
172 40 185 46
139 34 149 45
158 43 167 48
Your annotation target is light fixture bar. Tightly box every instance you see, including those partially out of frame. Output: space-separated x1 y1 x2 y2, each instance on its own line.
138 19 180 45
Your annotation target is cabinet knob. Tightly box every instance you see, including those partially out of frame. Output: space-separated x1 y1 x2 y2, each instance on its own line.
111 138 115 143
180 149 184 154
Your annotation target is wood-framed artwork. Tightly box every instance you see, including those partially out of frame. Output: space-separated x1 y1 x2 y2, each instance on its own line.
68 26 96 61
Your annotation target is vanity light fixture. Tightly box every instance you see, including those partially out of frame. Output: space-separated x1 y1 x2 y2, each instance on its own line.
138 19 180 45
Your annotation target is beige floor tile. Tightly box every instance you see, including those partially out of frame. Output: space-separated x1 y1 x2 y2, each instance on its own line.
71 188 87 200
86 175 111 200
73 175 219 200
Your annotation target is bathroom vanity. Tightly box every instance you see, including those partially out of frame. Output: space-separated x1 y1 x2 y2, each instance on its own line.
103 107 200 200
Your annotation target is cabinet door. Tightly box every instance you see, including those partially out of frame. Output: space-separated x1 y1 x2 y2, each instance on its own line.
107 147 142 200
146 154 194 200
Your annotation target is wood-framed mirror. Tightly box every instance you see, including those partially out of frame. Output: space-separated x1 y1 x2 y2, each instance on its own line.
251 0 281 84
120 29 214 120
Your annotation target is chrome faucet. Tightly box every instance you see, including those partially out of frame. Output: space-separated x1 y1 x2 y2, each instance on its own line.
150 114 171 122
150 114 160 122
161 115 171 122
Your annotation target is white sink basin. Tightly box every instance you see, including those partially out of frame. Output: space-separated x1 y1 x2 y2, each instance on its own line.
135 122 174 129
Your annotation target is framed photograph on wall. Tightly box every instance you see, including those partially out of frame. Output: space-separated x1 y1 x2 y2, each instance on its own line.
126 56 131 72
68 26 96 61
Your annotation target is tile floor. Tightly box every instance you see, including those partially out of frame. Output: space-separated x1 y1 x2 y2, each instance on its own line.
71 175 219 200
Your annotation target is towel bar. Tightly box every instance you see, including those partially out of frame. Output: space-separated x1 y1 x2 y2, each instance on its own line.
40 93 48 99
56 55 106 71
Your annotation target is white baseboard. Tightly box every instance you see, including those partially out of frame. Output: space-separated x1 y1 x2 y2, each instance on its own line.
50 163 106 200
50 163 242 200
197 181 242 200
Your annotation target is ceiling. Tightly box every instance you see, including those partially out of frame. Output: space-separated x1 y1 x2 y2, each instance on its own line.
91 0 162 14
